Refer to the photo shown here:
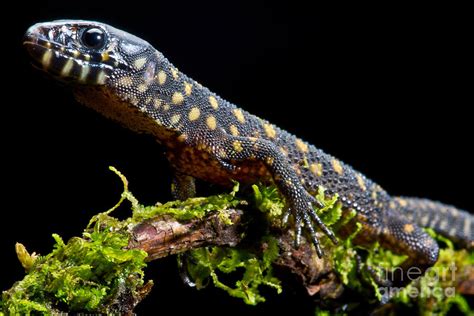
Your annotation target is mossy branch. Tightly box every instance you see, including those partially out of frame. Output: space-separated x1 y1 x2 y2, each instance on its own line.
1 168 473 315
128 210 243 260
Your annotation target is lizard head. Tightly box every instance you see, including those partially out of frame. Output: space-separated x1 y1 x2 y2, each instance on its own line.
23 20 176 137
23 20 154 85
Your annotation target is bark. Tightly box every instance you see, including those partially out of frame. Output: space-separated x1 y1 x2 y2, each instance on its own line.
128 210 244 261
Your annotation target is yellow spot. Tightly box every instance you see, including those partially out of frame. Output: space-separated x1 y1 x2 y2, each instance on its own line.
403 224 415 234
233 140 243 153
162 103 170 111
83 54 91 61
118 76 133 87
293 164 301 174
96 70 106 84
134 57 147 69
184 82 193 96
171 92 184 105
448 207 458 217
137 84 148 93
265 157 275 165
72 50 80 58
310 163 323 177
295 139 308 153
188 107 201 121
229 125 239 136
398 199 408 207
252 130 260 138
233 109 246 123
439 220 448 230
420 215 430 226
263 123 277 139
101 52 109 61
464 218 471 239
170 114 181 125
356 174 367 191
371 190 378 200
218 148 228 158
157 70 167 85
177 134 187 142
171 67 179 79
79 64 90 82
130 96 139 106
331 159 343 175
280 146 288 156
206 115 217 130
153 99 162 109
389 201 396 209
60 58 74 76
209 96 219 109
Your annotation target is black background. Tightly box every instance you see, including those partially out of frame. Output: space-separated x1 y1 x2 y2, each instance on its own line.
1 1 471 315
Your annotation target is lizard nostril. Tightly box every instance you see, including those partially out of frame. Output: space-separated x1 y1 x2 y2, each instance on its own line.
24 24 46 44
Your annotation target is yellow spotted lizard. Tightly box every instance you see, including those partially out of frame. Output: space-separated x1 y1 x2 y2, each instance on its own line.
23 20 473 288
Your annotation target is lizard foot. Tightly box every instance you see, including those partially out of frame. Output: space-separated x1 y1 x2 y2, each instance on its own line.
291 190 338 257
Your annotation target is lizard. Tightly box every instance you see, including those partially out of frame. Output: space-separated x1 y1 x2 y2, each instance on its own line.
23 20 473 288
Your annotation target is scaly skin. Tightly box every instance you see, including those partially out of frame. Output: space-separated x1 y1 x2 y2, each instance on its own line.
24 20 473 287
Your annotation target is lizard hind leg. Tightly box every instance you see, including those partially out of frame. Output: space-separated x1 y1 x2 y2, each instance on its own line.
171 171 197 201
170 170 197 287
378 211 439 289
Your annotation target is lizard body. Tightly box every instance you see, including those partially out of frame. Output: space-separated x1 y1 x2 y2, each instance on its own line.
24 20 473 287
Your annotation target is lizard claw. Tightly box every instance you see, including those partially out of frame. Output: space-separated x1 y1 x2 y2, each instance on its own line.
307 192 324 208
291 191 338 257
215 156 237 173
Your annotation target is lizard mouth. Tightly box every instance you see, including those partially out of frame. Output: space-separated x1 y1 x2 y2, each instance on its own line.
23 24 113 84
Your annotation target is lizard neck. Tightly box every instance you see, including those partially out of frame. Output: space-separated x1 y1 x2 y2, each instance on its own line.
74 49 227 144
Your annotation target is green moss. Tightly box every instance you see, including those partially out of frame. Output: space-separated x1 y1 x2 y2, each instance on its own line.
1 217 148 314
182 182 288 306
2 167 472 314
187 237 282 305
185 185 343 306
392 230 474 315
326 218 474 315
252 183 285 221
1 167 244 314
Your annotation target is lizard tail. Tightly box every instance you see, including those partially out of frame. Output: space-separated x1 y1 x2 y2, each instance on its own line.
393 197 473 249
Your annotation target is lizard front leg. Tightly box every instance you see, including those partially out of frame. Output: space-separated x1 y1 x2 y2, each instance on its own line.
208 134 338 257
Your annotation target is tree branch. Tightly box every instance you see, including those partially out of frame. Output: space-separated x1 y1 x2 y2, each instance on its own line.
128 210 244 261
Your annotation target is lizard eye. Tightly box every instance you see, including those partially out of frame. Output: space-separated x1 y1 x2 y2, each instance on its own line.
81 28 106 50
